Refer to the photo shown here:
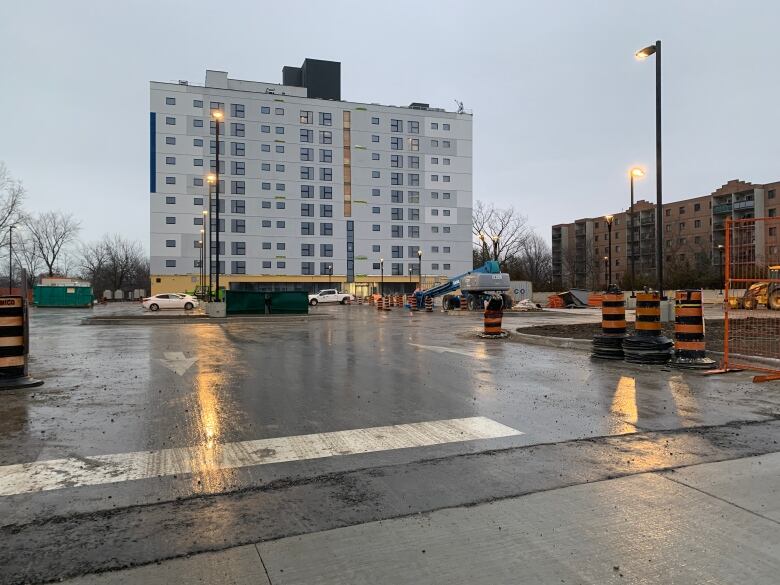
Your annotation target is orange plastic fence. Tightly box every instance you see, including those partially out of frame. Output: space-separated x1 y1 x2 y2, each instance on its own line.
723 217 780 382
587 293 603 307
547 294 564 308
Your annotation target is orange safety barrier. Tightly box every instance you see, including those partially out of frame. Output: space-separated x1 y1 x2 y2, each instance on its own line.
460 295 468 310
424 296 433 312
673 289 714 369
547 294 565 308
0 296 43 389
601 291 626 334
588 293 603 307
717 217 780 382
635 292 662 335
407 294 416 310
482 296 504 337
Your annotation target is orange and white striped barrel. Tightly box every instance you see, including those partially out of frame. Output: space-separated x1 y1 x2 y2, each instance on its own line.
635 292 661 336
460 295 468 310
424 296 433 312
674 289 707 359
407 294 416 310
376 296 383 311
384 296 392 311
483 296 504 336
601 291 626 335
0 297 42 389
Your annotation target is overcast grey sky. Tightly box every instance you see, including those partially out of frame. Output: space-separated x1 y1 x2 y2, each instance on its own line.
2 0 778 249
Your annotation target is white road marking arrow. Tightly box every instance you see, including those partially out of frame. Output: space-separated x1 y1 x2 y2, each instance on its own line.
159 351 198 376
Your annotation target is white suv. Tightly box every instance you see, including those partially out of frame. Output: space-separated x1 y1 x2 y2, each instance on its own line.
308 289 354 306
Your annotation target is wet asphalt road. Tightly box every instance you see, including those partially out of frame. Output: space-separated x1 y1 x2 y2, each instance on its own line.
1 303 779 584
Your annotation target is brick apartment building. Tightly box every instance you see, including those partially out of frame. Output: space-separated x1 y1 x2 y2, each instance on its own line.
552 179 780 290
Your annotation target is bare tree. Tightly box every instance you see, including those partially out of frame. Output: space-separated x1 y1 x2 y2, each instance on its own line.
13 230 43 288
103 234 146 291
472 201 532 264
24 211 81 277
77 239 109 287
0 163 28 249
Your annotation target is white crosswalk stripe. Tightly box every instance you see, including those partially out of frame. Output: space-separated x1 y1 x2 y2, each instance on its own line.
0 417 522 497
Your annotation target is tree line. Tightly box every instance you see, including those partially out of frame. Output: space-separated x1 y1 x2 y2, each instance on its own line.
0 163 149 296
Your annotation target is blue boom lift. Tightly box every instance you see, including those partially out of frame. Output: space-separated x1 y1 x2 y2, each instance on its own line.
413 261 512 310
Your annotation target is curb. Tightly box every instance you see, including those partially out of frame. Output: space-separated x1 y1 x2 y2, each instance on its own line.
82 314 332 326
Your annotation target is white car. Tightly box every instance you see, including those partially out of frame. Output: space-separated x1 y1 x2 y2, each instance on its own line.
308 289 355 306
143 293 199 311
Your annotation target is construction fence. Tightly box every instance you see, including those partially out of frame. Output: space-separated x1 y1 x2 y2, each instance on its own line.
723 217 780 381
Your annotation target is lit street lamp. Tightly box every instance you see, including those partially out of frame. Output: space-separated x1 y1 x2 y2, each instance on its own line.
605 214 614 289
379 258 384 296
212 109 223 301
603 256 609 291
199 227 205 296
202 206 211 298
718 244 725 295
408 266 412 284
635 41 663 296
628 167 645 296
417 249 422 290
327 264 332 289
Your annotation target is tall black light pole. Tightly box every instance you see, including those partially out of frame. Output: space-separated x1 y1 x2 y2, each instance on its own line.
379 258 384 296
603 256 609 291
8 225 13 295
203 207 210 298
417 249 422 289
605 215 614 288
629 167 645 296
718 244 725 295
327 264 332 289
636 41 663 296
199 228 205 296
408 266 412 284
212 109 223 301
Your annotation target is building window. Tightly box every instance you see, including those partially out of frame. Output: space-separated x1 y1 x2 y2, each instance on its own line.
232 241 246 255
321 243 333 257
320 204 333 218
391 225 403 238
694 219 702 228
320 223 333 236
408 156 419 169
320 186 332 199
432 175 439 182
231 142 245 156
409 139 419 151
442 140 450 148
372 135 380 143
372 152 380 161
320 149 332 163
372 263 381 270
230 219 246 233
408 120 419 134
193 138 203 147
302 262 314 275
408 226 419 238
165 136 176 146
231 200 245 214
193 178 203 186
231 180 245 194
232 162 245 176
165 259 176 267
300 110 313 124
408 191 420 203
231 103 245 118
301 166 314 180
301 147 313 161
165 216 176 224
391 190 403 203
165 177 176 185
301 129 313 143
194 197 203 205
320 167 333 181
319 130 332 144
274 107 284 115
261 125 271 133
301 203 314 217
276 145 284 153
371 116 380 125
391 155 403 168
301 222 314 235
679 206 686 214
230 261 246 274
432 246 440 253
391 172 403 185
372 170 380 178
194 217 203 226
164 196 176 205
301 185 314 198
665 208 671 216
769 189 776 199
443 192 451 199
319 112 332 126
262 201 271 209
262 220 271 227
302 244 314 256
769 208 777 218
431 139 439 147
409 209 420 221
694 203 701 211
391 208 403 220
442 175 450 183
276 242 286 251
193 99 203 108
372 224 381 232
165 239 176 248
391 263 403 276
274 126 284 135
261 144 271 152
769 227 777 236
372 188 381 197
275 183 285 191
372 245 381 252
443 209 450 217
372 206 380 214
165 116 176 125
391 119 403 132
409 174 420 186
165 156 176 165
193 158 203 167
276 221 285 228
276 201 285 209
391 137 403 150
432 209 439 216
261 106 270 114
392 245 403 258
443 263 451 270
431 226 439 233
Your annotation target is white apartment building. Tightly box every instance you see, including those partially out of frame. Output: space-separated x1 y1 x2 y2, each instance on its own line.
150 59 473 296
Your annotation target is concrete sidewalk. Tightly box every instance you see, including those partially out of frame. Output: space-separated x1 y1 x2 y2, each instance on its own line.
64 452 780 585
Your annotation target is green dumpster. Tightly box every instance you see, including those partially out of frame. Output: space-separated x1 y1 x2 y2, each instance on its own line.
225 291 308 315
33 285 93 308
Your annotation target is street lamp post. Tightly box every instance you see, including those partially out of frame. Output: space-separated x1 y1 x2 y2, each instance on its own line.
718 244 725 295
379 258 384 296
603 256 609 291
199 228 205 296
212 109 223 301
605 215 614 289
636 41 663 296
8 225 13 295
203 207 210 298
408 266 412 285
327 264 332 289
629 167 645 296
417 249 422 290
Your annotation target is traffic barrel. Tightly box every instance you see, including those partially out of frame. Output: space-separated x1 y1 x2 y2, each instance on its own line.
424 296 433 312
383 296 392 311
376 296 383 311
0 296 43 390
622 291 673 364
407 294 416 310
672 289 715 369
592 288 626 360
481 295 506 337
460 295 468 311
